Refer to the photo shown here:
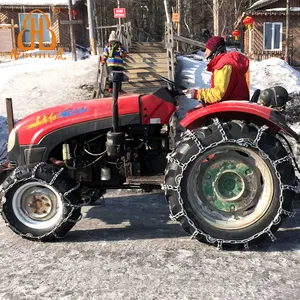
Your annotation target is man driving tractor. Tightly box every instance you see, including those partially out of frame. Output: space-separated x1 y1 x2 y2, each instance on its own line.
184 36 250 103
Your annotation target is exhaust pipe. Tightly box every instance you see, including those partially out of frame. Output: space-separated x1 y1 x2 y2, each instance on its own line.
106 71 125 158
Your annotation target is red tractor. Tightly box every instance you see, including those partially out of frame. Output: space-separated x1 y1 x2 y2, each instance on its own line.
0 72 299 249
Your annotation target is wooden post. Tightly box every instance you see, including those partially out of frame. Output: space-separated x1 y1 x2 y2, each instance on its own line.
213 0 219 36
11 19 17 49
285 0 290 64
87 0 96 55
177 0 183 52
68 0 77 61
6 98 14 134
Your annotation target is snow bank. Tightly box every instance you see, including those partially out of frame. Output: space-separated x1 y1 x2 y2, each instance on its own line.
0 50 97 119
250 57 300 94
0 49 95 165
176 54 300 120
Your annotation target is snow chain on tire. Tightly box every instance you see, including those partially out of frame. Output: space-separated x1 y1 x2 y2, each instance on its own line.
163 119 298 250
0 162 87 241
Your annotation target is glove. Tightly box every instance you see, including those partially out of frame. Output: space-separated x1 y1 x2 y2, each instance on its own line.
183 88 198 99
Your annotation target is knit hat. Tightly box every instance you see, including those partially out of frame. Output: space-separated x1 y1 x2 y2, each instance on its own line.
109 31 117 42
205 36 225 51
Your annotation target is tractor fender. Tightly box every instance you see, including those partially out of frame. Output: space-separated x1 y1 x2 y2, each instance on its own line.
180 101 300 142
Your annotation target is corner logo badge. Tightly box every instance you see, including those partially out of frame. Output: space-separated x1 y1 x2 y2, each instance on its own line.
17 9 57 51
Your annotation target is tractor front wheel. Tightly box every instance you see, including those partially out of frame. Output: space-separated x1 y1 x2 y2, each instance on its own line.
0 163 82 241
165 121 296 249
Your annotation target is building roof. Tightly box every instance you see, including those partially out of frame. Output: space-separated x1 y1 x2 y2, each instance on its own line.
248 0 279 11
0 0 79 5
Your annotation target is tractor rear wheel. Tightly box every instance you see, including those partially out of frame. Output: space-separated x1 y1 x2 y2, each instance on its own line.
0 163 82 241
165 120 296 249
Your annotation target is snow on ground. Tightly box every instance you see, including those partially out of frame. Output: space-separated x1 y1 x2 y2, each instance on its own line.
0 49 96 119
0 49 96 163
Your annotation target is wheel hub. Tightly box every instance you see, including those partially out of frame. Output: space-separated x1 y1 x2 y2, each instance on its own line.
201 154 260 213
12 181 64 230
215 171 245 201
27 194 52 219
19 186 59 222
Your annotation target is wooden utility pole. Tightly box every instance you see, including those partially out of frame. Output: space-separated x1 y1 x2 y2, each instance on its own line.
213 0 219 36
177 0 183 51
117 0 121 31
87 0 96 55
285 0 290 64
177 0 182 36
68 0 77 61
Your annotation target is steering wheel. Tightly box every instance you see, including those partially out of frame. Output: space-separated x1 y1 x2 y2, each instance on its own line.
160 76 206 108
160 76 187 91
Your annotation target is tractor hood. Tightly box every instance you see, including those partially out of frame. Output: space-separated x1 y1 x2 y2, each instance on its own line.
15 95 140 145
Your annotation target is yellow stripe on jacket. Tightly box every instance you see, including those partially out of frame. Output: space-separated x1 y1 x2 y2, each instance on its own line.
196 65 232 104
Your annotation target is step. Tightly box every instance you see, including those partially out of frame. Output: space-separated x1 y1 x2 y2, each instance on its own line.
123 80 165 88
125 67 167 74
129 46 165 51
125 57 167 63
126 175 164 185
124 84 168 94
131 42 164 47
126 53 167 59
126 72 168 80
130 49 165 53
124 62 168 70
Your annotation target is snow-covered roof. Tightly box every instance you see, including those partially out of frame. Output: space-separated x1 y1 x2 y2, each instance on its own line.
249 0 278 10
0 0 79 5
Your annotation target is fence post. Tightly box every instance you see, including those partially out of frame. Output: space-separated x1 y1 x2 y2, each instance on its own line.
165 22 175 81
128 22 132 48
5 98 14 134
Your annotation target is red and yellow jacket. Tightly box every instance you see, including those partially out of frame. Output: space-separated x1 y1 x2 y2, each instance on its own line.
194 52 250 103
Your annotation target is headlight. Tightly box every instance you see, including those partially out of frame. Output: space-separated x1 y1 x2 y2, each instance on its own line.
7 128 16 153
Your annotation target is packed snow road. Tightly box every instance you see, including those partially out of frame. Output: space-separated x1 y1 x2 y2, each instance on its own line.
0 190 300 300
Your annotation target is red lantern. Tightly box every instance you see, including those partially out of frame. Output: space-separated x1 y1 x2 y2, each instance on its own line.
72 9 77 19
232 29 240 41
243 16 254 30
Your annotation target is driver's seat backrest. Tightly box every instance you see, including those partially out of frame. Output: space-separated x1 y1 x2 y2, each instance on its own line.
250 89 261 103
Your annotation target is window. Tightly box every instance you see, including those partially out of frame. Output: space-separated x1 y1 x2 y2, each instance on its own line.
18 13 51 44
263 22 282 50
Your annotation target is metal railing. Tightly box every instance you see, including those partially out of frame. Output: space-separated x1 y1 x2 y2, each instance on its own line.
165 22 206 82
92 55 108 99
96 22 132 52
92 22 132 99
